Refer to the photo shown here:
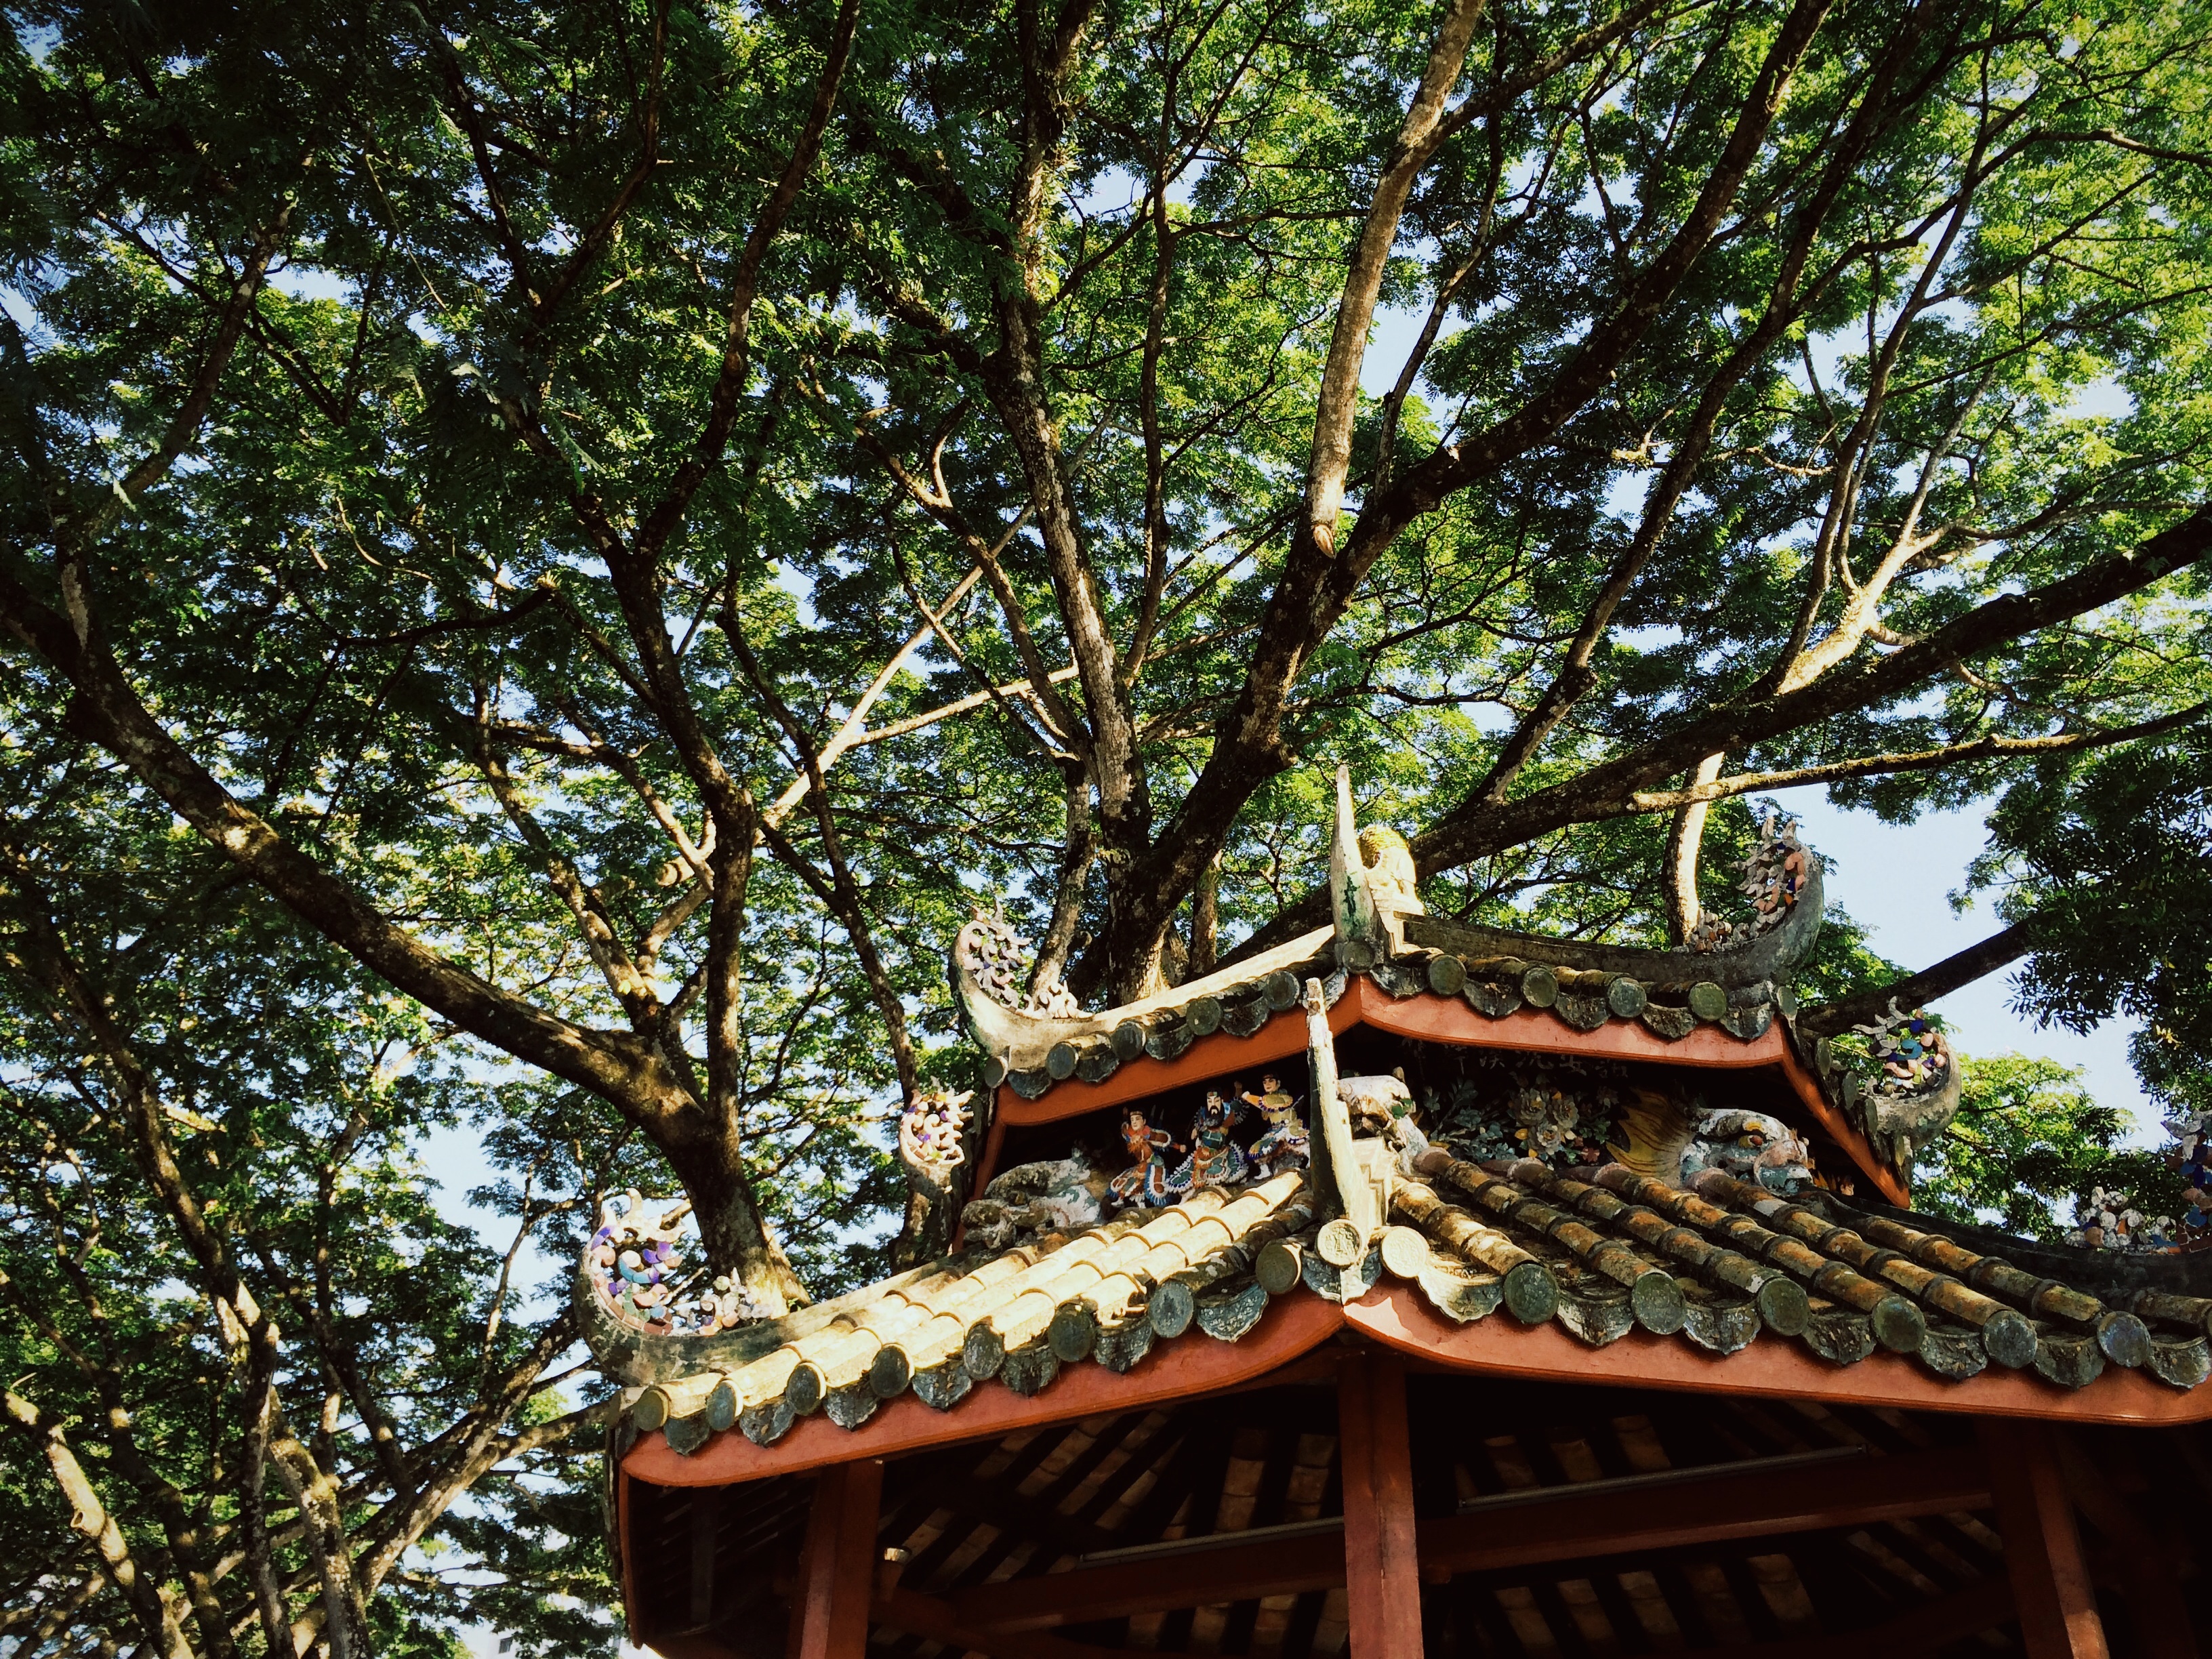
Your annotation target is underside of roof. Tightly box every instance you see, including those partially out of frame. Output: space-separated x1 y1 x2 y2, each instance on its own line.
620 1367 2211 1659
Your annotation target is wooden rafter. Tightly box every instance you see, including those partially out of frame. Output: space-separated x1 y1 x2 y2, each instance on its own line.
955 1443 1992 1631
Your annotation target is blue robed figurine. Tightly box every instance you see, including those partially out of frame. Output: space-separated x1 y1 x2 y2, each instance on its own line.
1172 1088 1250 1193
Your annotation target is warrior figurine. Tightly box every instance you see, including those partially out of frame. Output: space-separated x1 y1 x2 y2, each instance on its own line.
1173 1089 1250 1193
1242 1073 1309 1176
1108 1107 1178 1209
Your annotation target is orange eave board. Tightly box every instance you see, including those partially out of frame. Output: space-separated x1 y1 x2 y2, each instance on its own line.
621 1278 2210 1504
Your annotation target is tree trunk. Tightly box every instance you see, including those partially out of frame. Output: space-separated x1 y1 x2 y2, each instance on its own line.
668 1127 810 1313
1189 856 1220 977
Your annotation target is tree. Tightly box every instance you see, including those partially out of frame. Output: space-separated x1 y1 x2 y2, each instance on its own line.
1912 1053 2169 1242
0 748 617 1659
1976 731 2212 1115
2 0 2209 1311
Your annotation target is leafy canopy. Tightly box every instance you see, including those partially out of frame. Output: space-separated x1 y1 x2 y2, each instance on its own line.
1 0 2209 1305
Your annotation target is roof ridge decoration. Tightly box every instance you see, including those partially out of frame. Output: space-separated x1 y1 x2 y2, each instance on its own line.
580 1189 777 1360
1801 999 1963 1172
1401 812 1825 991
1329 762 1420 967
897 1088 971 1181
1687 812 1811 952
952 909 1338 1091
894 1088 975 1262
951 771 1830 1105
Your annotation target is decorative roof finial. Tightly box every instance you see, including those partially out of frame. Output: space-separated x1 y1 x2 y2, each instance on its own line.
1328 764 1418 968
1329 764 1376 957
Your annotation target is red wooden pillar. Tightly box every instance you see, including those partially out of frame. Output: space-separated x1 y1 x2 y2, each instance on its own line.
1979 1420 2108 1659
1339 1349 1424 1657
789 1458 884 1659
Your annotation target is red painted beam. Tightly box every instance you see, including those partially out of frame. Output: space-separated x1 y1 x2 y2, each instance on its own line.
955 1529 1347 1633
2056 1433 2199 1659
1417 1446 1989 1578
994 978 1786 1126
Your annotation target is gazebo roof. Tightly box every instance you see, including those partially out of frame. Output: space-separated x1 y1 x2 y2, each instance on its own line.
600 1143 2212 1493
586 771 2212 1657
583 765 2212 1504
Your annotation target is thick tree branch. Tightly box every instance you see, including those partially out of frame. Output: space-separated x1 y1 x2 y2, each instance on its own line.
1420 508 2212 868
1622 706 2209 815
3 1391 194 1659
0 575 710 1150
1226 514 2212 968
1801 923 2039 1035
1469 1 1934 804
1662 752 1726 942
1302 0 1487 556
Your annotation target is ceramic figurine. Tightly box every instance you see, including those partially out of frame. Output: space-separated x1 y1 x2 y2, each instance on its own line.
1109 1108 1179 1209
1428 1070 1619 1170
1744 815 1807 919
1382 1099 1432 1176
1242 1073 1310 1176
1337 1067 1415 1131
961 1147 1112 1248
2069 1184 2182 1254
1680 1109 1814 1195
1172 1089 1250 1192
1357 825 1425 914
956 906 1082 1017
1511 1080 1577 1159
